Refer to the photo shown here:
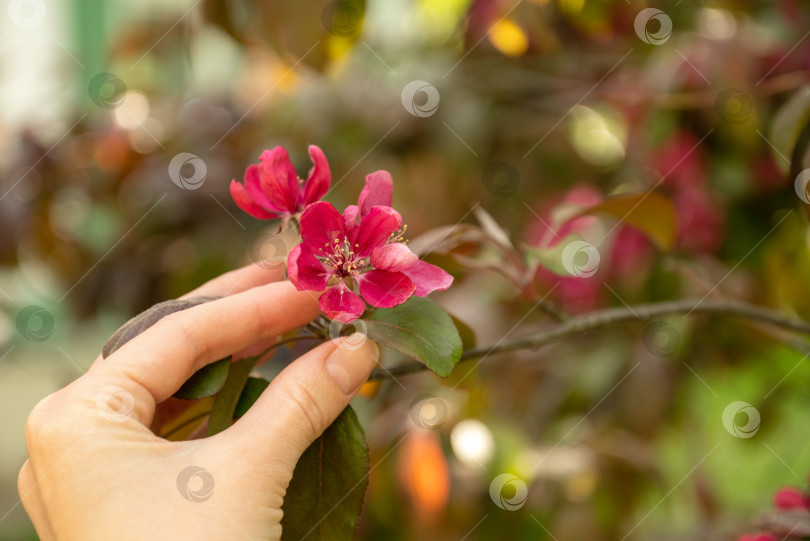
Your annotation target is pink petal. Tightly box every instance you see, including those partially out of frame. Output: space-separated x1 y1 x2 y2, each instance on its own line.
773 487 805 510
343 205 360 230
358 270 414 308
258 146 300 213
353 206 402 257
358 170 394 217
401 260 453 296
302 145 331 205
370 243 418 272
243 164 280 212
300 201 345 253
287 244 330 291
319 282 366 322
230 180 280 219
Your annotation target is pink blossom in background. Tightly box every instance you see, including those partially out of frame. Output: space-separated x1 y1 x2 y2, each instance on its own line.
525 185 603 313
773 486 805 510
656 132 726 253
525 184 656 311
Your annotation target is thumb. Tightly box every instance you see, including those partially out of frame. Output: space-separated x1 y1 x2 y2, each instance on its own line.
227 333 379 469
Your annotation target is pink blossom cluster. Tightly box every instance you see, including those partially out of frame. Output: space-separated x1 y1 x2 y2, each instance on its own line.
231 145 452 322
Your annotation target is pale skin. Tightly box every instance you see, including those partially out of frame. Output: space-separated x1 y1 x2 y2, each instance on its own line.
18 264 379 540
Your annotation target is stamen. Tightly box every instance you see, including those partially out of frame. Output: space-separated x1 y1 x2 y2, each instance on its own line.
388 223 409 244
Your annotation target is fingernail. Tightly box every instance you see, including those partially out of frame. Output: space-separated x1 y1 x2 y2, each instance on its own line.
326 333 379 395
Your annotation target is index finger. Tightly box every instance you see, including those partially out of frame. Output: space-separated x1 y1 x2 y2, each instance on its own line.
85 281 321 426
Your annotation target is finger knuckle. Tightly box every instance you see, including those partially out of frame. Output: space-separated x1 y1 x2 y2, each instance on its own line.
283 380 328 438
160 312 207 358
24 396 67 450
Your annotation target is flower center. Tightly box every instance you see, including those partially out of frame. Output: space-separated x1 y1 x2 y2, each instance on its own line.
318 237 368 278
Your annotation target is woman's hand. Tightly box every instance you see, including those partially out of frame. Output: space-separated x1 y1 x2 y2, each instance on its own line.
18 263 379 540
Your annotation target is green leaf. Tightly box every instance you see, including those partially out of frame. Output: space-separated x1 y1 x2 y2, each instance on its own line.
450 314 476 351
441 314 478 389
206 356 257 436
365 296 462 377
575 192 677 250
523 232 587 276
281 406 369 541
233 377 270 418
172 358 231 400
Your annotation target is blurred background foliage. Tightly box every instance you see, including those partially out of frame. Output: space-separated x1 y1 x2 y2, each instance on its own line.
2 0 810 539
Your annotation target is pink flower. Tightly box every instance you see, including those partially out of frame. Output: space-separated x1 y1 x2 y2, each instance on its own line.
230 145 330 220
773 486 805 510
287 171 453 322
525 185 604 313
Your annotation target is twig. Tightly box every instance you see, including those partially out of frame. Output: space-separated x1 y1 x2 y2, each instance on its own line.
368 298 810 380
537 299 569 322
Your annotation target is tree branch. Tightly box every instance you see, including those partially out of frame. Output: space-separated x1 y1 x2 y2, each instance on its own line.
368 298 810 380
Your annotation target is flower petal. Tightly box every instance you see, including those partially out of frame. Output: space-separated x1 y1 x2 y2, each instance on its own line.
230 179 280 219
287 244 330 291
358 270 414 308
302 145 331 205
358 170 394 217
353 206 402 257
258 146 300 213
401 261 453 296
300 201 346 253
343 205 360 231
319 282 366 322
370 243 418 272
243 164 280 212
